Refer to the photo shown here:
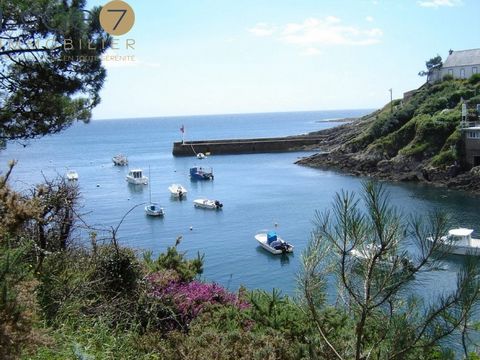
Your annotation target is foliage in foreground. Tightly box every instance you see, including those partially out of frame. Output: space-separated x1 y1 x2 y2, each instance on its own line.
301 182 480 359
2 165 480 359
0 0 111 143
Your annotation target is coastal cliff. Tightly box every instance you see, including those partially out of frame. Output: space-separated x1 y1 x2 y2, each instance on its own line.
297 76 480 193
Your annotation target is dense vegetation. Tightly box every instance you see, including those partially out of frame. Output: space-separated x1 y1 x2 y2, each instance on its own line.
350 75 480 170
298 75 480 193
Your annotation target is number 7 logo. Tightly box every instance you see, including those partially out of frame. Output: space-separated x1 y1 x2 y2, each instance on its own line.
107 9 127 31
100 1 135 36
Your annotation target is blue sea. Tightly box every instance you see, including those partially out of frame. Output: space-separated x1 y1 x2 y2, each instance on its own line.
2 110 480 297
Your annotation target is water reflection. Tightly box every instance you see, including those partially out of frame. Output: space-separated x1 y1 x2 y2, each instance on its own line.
127 183 145 193
255 246 294 267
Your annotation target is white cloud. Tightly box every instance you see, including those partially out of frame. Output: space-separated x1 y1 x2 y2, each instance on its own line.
248 23 277 37
303 47 322 56
280 17 383 47
418 0 462 8
366 16 374 22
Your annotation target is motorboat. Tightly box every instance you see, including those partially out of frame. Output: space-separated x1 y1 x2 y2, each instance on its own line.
196 153 206 159
193 198 223 210
168 184 187 199
145 166 164 217
145 203 165 217
255 231 293 255
190 166 214 180
349 244 414 273
427 228 480 256
66 170 79 181
126 169 148 185
112 154 128 166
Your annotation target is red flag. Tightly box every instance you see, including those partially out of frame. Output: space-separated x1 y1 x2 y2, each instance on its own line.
180 125 185 133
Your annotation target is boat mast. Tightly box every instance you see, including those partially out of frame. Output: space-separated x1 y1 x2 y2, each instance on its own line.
149 165 152 204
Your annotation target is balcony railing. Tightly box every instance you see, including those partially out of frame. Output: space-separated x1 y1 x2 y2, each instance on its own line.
460 120 480 128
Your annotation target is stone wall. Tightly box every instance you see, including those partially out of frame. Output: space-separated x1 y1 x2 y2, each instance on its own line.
172 135 327 156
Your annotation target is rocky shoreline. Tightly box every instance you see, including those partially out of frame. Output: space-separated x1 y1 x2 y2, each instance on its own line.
296 114 480 194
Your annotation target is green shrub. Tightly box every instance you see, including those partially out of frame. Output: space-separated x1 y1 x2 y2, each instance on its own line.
36 248 91 322
442 74 454 81
469 73 480 85
92 244 141 296
144 245 203 282
0 241 34 359
368 120 417 158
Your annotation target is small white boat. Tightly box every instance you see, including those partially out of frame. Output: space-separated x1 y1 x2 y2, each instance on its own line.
126 169 148 185
255 231 293 255
145 203 165 217
112 154 128 166
193 198 223 210
349 244 414 273
66 170 79 181
428 228 480 256
145 166 164 217
196 152 206 159
168 184 187 199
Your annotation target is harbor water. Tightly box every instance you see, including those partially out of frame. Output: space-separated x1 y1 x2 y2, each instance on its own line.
2 110 480 296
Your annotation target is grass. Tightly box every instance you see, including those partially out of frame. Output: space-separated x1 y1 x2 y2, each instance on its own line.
352 77 480 168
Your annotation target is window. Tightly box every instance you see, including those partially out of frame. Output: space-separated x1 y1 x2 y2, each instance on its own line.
473 67 478 75
448 69 454 76
460 68 466 78
467 131 480 139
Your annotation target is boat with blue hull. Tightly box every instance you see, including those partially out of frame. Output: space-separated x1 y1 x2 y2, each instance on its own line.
190 166 214 180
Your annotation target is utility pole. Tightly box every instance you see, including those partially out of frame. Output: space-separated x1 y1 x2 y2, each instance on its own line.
389 88 393 113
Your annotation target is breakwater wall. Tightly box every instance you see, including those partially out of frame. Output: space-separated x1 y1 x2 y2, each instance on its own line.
172 135 327 156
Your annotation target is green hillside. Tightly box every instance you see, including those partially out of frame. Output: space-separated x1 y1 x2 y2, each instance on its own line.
354 75 480 167
299 75 480 190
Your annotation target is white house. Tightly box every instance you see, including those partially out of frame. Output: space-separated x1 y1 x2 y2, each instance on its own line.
428 49 480 83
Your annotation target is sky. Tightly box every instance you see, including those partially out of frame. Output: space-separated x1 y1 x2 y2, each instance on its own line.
87 0 480 120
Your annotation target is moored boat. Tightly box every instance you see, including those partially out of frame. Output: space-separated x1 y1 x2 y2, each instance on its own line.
255 231 293 255
112 154 128 166
145 203 165 216
66 170 79 181
145 166 164 216
349 244 414 273
168 184 187 199
427 228 480 256
190 166 214 180
126 169 148 185
193 198 223 210
196 152 206 159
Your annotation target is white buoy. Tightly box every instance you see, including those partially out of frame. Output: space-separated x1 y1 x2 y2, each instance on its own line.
189 226 193 231
96 184 100 187
274 222 278 228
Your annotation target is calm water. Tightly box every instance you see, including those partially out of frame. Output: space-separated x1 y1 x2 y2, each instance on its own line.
2 110 480 297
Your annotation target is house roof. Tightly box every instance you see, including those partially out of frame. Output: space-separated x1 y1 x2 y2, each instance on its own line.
443 49 480 67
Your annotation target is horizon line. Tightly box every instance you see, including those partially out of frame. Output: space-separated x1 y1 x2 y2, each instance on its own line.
92 107 377 122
